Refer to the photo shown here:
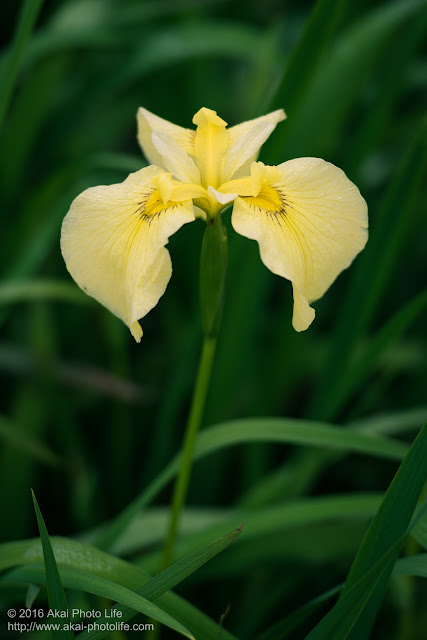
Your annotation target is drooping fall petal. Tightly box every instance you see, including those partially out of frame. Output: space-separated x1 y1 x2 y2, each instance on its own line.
231 158 368 331
61 166 196 341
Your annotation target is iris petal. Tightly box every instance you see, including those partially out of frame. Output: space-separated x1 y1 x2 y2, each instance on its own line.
231 157 368 331
151 131 201 184
137 107 195 168
61 166 195 340
226 109 286 179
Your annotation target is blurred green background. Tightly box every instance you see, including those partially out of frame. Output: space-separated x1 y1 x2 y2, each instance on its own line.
0 0 426 638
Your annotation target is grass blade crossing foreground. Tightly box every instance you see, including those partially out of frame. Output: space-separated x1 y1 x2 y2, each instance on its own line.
257 550 427 640
2 564 195 640
257 586 341 640
306 422 427 639
0 536 237 640
79 525 243 640
304 541 403 640
32 491 74 640
96 419 407 550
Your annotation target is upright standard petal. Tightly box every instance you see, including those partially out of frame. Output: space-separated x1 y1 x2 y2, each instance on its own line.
151 131 201 184
137 107 195 169
225 109 286 179
61 166 196 341
231 159 368 331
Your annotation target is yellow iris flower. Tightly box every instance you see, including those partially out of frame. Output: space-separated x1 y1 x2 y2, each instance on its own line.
61 107 368 342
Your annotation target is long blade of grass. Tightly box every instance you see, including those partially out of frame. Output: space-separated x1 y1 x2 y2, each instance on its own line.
297 510 427 639
256 550 427 640
342 12 427 176
0 414 58 466
0 535 238 640
32 491 74 639
264 0 348 144
79 526 242 640
0 0 44 129
132 495 380 575
0 343 150 404
257 585 341 640
304 540 403 640
240 409 427 509
322 289 427 418
308 116 427 420
0 280 87 306
3 564 195 640
394 554 427 578
274 0 426 160
97 503 370 561
96 418 407 550
337 422 427 638
349 407 427 435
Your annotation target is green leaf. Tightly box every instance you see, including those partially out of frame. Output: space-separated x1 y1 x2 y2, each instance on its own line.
323 422 427 639
3 564 195 640
394 554 427 578
86 152 145 174
276 0 427 160
239 409 427 509
349 407 427 435
79 525 243 640
32 491 74 639
102 496 380 561
0 535 238 640
128 495 380 575
255 550 427 640
320 289 427 418
411 510 427 551
257 585 341 640
265 0 348 149
304 541 402 640
309 115 427 420
0 343 149 404
26 583 41 608
0 280 88 306
122 22 263 84
0 414 59 466
96 418 407 550
0 0 45 129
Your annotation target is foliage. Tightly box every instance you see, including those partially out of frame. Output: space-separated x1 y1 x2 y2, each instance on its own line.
0 0 426 638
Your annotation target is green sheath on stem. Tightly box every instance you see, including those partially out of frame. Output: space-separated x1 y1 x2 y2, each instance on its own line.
199 214 227 337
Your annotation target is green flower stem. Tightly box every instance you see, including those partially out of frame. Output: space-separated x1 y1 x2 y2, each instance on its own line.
160 214 227 571
161 334 217 569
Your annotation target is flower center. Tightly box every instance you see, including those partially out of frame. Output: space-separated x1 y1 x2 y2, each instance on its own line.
242 184 284 215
